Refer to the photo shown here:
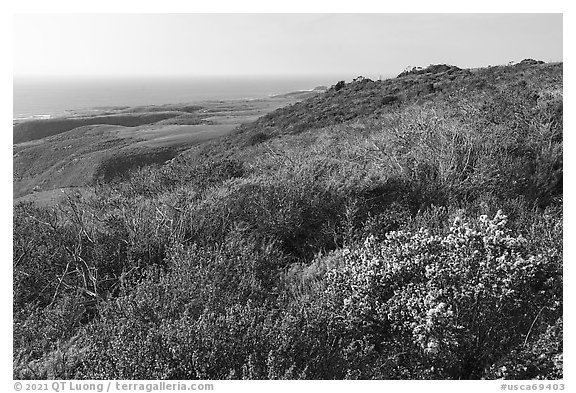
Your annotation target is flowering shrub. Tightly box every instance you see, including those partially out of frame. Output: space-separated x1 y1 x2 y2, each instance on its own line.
323 211 562 378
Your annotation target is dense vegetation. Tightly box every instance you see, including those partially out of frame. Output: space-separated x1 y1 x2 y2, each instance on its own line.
13 61 562 379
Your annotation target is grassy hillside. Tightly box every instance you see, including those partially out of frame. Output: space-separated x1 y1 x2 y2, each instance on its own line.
13 98 299 200
13 61 562 380
13 112 187 144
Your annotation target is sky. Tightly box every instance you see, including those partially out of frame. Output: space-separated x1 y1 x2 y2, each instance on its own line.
13 13 563 79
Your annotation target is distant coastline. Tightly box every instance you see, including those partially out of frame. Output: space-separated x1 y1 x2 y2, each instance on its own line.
13 76 340 122
13 113 53 122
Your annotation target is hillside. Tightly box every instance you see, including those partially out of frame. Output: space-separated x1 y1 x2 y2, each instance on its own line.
13 97 302 200
13 61 563 380
231 61 560 148
13 111 187 144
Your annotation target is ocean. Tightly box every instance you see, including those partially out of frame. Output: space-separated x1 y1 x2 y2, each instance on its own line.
13 76 340 121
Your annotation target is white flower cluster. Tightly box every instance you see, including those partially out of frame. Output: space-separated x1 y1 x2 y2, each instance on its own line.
322 210 558 374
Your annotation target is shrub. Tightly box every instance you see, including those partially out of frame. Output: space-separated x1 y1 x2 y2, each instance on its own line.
184 170 346 259
320 211 562 378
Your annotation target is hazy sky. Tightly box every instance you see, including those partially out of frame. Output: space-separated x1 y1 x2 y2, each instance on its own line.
14 13 563 79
